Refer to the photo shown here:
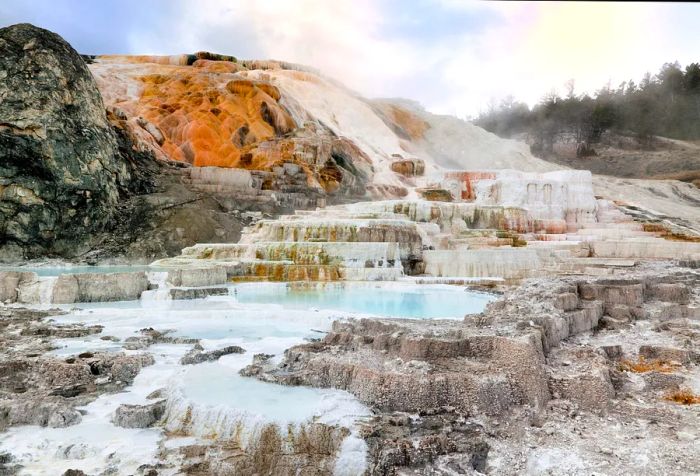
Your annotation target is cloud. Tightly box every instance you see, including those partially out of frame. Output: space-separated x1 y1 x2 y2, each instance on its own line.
402 2 700 116
459 2 696 115
125 0 420 98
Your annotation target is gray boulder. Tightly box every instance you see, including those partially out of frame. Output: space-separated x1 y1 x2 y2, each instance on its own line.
51 271 149 303
0 398 82 429
112 400 166 428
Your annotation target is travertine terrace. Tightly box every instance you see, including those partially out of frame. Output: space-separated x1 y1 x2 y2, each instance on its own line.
244 266 700 474
156 168 700 283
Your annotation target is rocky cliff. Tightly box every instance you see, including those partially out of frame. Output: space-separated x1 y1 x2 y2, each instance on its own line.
0 24 154 259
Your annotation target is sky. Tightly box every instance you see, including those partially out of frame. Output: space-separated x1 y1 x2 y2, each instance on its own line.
2 1 699 118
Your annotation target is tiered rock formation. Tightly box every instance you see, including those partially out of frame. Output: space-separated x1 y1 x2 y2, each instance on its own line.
156 168 700 282
86 53 699 242
91 52 563 203
1 24 699 268
92 50 693 279
154 218 412 281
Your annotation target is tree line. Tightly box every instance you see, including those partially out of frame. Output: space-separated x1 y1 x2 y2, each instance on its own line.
475 62 700 155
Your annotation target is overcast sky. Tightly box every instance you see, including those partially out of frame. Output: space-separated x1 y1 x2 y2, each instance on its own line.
2 1 699 117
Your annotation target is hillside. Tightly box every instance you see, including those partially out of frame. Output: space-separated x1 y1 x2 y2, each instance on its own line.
525 132 700 187
373 99 560 173
88 53 565 200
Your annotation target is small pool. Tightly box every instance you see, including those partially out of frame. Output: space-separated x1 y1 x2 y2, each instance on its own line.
6 265 496 319
178 362 368 428
59 279 495 320
232 282 495 319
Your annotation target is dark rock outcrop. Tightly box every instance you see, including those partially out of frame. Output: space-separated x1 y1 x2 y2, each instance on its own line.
0 23 153 259
169 286 228 300
180 345 245 365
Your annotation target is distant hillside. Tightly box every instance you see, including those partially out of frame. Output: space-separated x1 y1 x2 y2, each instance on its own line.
516 131 700 187
475 61 700 187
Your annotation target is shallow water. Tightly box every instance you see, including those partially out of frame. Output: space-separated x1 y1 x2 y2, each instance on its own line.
1 281 494 474
64 281 496 319
233 281 495 319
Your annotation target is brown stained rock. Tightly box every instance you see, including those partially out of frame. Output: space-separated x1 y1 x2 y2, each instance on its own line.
372 102 429 141
184 423 349 476
390 158 425 177
94 58 375 201
417 187 454 202
599 315 632 331
605 304 634 321
554 292 580 312
578 280 644 307
359 409 491 475
642 372 685 392
548 367 615 413
244 319 548 417
132 71 295 167
639 345 692 365
645 283 690 304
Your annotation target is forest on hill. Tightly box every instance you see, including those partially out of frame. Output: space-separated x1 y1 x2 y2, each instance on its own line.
476 61 700 155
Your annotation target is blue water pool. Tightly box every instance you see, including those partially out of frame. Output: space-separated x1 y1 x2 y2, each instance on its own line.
232 282 495 319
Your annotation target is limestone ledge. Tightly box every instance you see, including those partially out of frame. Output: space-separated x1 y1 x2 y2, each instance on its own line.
0 268 231 305
1 271 150 304
441 169 598 230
